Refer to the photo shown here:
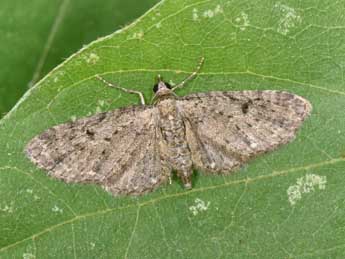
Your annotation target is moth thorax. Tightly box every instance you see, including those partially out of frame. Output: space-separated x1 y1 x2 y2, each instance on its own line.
155 90 176 103
157 98 178 117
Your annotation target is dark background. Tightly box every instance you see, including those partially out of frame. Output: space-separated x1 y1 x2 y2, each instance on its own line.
0 0 160 118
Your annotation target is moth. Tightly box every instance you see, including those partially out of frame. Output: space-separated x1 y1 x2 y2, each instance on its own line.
26 58 312 195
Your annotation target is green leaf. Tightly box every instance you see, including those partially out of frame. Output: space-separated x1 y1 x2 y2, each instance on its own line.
0 0 160 118
1 0 345 258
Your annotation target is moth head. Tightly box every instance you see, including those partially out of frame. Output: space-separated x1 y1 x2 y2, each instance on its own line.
153 75 172 93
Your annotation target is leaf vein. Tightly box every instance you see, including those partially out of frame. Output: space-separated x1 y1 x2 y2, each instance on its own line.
0 157 344 253
124 206 140 259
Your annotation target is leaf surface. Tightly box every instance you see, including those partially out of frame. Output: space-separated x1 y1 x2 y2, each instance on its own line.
1 0 345 258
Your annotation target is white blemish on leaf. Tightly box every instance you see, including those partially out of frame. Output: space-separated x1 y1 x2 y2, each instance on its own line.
98 100 105 107
53 71 65 83
214 4 223 14
90 242 96 249
52 205 63 213
202 5 223 19
52 71 65 83
274 2 302 35
203 9 214 18
70 115 77 122
23 253 35 259
189 198 210 216
26 189 33 194
23 246 35 259
192 8 199 21
0 202 14 213
155 22 162 29
85 53 100 65
287 174 327 206
96 106 102 113
235 12 250 31
130 30 144 40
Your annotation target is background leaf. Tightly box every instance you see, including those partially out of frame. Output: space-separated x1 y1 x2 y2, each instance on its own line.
1 0 345 258
0 0 159 118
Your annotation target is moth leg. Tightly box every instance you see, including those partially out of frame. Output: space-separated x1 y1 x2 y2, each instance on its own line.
172 57 205 92
177 169 193 189
96 75 146 105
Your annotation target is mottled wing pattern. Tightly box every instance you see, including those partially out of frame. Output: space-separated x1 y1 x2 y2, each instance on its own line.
26 106 170 195
177 90 312 173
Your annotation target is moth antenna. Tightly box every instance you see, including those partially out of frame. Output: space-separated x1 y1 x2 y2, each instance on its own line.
96 75 146 105
172 57 205 91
